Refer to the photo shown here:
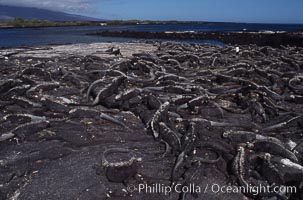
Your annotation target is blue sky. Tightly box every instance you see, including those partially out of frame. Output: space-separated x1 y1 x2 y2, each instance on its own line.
93 0 303 23
1 0 303 23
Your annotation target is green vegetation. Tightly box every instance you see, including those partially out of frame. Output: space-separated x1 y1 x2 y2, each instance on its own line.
107 20 189 25
0 18 97 28
108 20 139 25
0 18 199 28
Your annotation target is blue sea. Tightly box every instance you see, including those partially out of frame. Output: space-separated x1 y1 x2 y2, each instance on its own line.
1 23 303 48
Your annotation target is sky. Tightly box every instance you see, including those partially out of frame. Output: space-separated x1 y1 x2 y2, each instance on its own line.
0 0 303 24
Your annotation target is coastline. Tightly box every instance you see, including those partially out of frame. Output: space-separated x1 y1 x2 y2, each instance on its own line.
1 22 303 48
0 23 101 29
0 24 89 29
89 30 303 47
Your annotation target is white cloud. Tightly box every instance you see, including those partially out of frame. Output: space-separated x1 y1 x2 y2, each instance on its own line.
0 0 96 13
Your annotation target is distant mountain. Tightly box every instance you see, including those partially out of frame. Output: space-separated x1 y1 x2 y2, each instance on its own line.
0 5 103 21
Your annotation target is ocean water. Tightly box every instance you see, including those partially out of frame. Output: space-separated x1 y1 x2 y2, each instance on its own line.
0 23 303 48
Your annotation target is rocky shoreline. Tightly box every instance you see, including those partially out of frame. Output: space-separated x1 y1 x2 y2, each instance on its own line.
89 31 303 47
1 41 303 200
